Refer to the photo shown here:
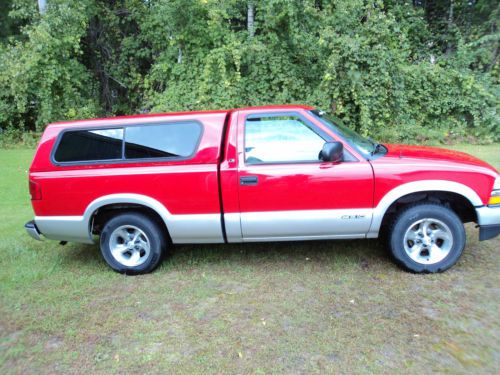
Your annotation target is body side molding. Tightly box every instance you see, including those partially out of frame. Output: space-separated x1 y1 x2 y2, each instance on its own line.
240 208 373 240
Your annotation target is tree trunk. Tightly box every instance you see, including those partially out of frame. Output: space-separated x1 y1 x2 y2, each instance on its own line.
487 16 498 71
177 46 183 64
446 0 454 56
38 0 47 15
487 42 498 72
247 1 255 38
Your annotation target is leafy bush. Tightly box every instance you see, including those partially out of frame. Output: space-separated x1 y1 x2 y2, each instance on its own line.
0 0 498 143
0 1 98 132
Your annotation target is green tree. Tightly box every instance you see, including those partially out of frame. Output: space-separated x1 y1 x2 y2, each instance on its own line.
0 0 498 142
0 0 98 132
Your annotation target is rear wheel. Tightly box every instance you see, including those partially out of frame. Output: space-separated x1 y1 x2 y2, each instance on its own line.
100 213 165 274
388 203 465 273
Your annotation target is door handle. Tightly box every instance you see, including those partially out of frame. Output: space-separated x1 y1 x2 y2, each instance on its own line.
240 176 258 186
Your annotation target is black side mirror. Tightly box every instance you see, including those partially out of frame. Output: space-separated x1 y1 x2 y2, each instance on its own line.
319 141 343 162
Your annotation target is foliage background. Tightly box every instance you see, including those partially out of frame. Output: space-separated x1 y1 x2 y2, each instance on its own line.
0 0 498 144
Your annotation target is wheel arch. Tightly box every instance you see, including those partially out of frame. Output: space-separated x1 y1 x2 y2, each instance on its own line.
84 194 172 241
368 180 482 238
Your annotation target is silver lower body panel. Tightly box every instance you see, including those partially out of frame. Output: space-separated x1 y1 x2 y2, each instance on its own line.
32 213 225 245
30 208 376 245
239 209 373 241
35 216 93 244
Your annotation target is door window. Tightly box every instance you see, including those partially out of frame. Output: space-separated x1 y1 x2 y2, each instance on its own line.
244 115 325 164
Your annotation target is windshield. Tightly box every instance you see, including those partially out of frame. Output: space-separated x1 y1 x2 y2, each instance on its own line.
309 110 380 158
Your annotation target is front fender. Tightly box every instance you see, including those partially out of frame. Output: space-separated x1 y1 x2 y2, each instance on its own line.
367 180 482 238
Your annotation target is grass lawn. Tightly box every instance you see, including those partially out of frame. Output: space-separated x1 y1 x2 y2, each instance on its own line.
1 144 499 374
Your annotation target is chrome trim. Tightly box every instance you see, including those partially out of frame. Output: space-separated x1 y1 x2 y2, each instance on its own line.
476 206 500 226
367 180 483 238
109 225 151 266
240 209 372 240
402 218 453 265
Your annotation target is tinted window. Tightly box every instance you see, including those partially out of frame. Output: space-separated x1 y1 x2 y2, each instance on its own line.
245 115 325 163
125 123 201 159
54 129 124 162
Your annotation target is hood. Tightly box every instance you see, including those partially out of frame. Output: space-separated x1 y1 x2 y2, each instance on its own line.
382 144 497 173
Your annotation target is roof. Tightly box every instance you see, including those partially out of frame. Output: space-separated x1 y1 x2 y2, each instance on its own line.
48 104 314 127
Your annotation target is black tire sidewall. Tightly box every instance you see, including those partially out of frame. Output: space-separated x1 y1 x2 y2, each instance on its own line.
100 213 165 274
389 204 466 273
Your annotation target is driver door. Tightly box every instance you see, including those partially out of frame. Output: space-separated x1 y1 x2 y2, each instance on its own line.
237 111 374 241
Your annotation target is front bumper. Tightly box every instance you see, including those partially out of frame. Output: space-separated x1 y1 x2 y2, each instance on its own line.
25 220 43 241
476 206 500 241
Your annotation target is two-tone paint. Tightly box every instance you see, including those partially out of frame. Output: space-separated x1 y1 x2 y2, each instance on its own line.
27 105 500 244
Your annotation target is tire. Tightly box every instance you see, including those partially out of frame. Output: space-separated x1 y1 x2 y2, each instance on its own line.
99 212 166 274
388 203 465 273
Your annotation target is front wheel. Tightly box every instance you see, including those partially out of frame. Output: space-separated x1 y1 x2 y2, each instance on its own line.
389 203 466 273
100 213 166 274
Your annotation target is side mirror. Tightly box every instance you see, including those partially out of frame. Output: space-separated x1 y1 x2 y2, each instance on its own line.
319 141 343 163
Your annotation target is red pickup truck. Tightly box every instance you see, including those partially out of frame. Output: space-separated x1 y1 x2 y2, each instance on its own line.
25 105 499 274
